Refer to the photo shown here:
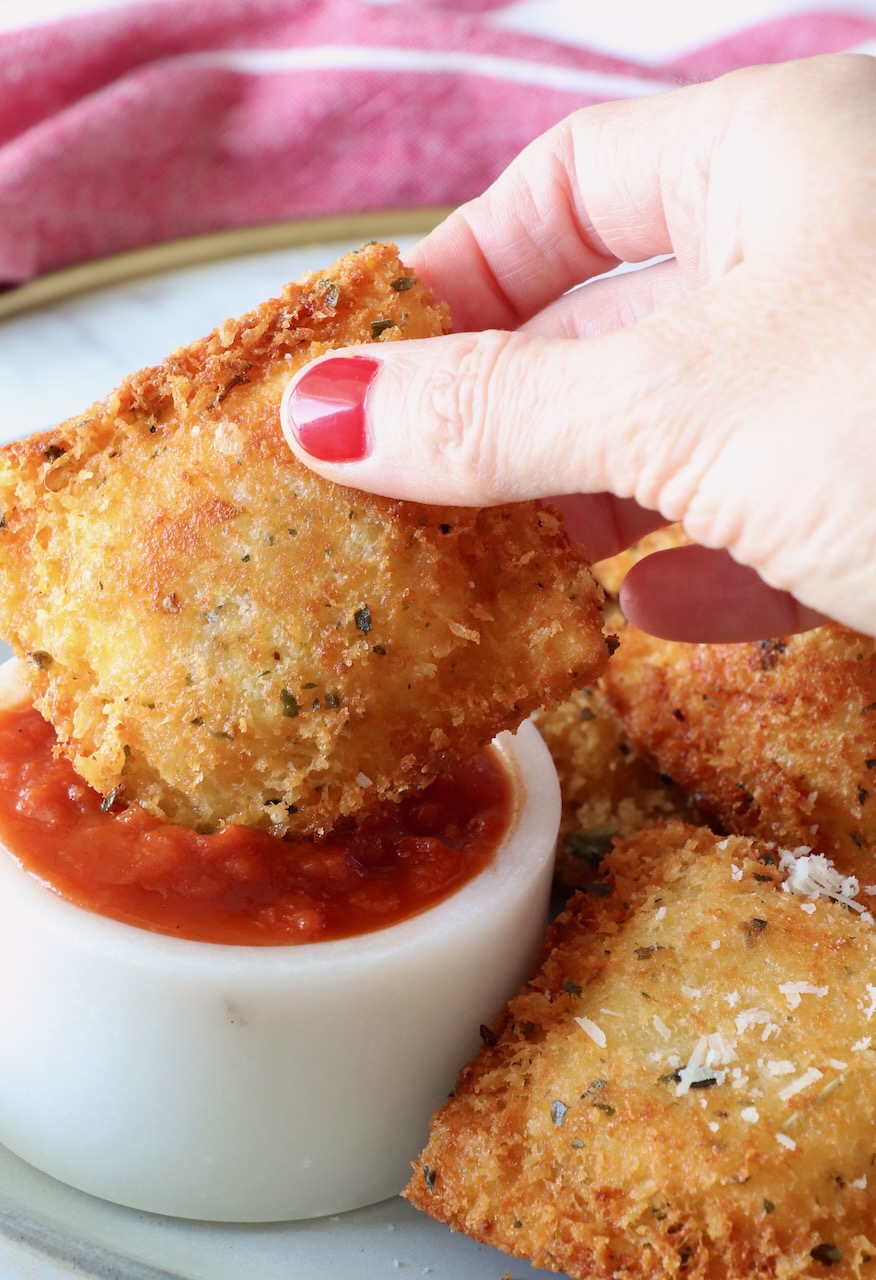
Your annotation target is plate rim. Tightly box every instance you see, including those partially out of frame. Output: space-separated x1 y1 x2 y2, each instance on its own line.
0 207 452 322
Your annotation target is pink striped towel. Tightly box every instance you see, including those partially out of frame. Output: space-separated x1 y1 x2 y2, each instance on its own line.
0 0 873 285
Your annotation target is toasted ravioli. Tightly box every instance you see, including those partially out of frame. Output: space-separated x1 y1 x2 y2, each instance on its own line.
534 687 695 888
601 621 876 880
592 523 692 601
535 527 697 889
406 822 876 1279
0 243 606 834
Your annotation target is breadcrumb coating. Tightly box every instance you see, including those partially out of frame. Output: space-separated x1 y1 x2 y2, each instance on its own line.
0 242 606 834
407 822 876 1279
533 687 695 888
534 529 698 889
601 621 876 881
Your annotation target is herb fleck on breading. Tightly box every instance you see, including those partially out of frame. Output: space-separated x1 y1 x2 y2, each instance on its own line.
281 690 300 718
354 606 373 634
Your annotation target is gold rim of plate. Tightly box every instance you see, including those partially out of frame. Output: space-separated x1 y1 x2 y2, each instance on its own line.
0 207 452 322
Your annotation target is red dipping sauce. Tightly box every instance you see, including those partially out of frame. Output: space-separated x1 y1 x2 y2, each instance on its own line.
0 703 513 946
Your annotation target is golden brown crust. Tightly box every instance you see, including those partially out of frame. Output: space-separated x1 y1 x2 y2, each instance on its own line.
535 527 699 889
406 822 876 1279
600 622 876 882
592 524 692 600
533 686 696 888
0 243 607 834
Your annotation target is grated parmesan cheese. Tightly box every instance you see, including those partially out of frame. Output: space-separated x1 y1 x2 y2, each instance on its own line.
652 1015 671 1042
706 1033 737 1066
778 1067 823 1101
575 1016 607 1048
740 1106 759 1123
778 981 829 1010
775 1132 797 1151
864 985 876 1020
675 1037 707 1096
779 848 872 921
675 1034 734 1096
765 1060 796 1076
736 1008 772 1034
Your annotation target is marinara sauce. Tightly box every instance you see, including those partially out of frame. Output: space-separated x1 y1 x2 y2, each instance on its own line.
0 703 513 945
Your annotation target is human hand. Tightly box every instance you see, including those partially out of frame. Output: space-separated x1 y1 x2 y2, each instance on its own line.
281 55 876 642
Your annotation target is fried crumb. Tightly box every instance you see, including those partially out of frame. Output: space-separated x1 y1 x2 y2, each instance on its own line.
0 243 606 834
406 822 876 1279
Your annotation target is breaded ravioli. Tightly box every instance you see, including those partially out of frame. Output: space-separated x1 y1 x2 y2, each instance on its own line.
0 243 607 835
406 822 876 1279
601 621 876 881
534 528 697 889
533 687 695 889
592 523 692 601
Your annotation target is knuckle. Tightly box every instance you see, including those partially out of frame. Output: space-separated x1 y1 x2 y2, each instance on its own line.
418 331 517 504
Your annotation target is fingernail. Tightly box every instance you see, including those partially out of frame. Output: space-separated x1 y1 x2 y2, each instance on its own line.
281 356 378 462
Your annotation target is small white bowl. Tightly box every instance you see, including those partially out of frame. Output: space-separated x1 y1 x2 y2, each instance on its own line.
0 661 559 1222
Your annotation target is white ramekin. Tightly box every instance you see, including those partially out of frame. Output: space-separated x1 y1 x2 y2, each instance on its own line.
0 660 559 1222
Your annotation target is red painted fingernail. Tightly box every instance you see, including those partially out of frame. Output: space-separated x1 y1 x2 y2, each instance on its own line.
282 356 378 462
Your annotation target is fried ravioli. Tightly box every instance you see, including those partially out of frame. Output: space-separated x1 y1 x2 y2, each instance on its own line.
601 622 876 881
534 528 697 889
0 243 607 835
406 822 876 1279
533 687 695 889
592 524 692 601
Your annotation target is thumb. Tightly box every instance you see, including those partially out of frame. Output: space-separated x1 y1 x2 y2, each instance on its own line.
280 318 712 510
279 295 876 639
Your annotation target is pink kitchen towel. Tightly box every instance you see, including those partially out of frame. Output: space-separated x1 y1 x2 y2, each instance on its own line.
0 0 874 283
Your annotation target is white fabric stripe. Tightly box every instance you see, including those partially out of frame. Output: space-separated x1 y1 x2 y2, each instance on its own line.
0 0 175 34
493 0 876 63
851 37 876 52
3 0 876 50
175 44 667 98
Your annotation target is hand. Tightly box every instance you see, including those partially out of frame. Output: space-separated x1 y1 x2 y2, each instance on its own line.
281 55 876 642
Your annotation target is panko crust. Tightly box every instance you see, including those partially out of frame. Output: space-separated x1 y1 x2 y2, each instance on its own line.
0 242 607 834
535 528 698 889
406 822 876 1279
600 622 876 881
533 686 696 889
592 524 692 600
